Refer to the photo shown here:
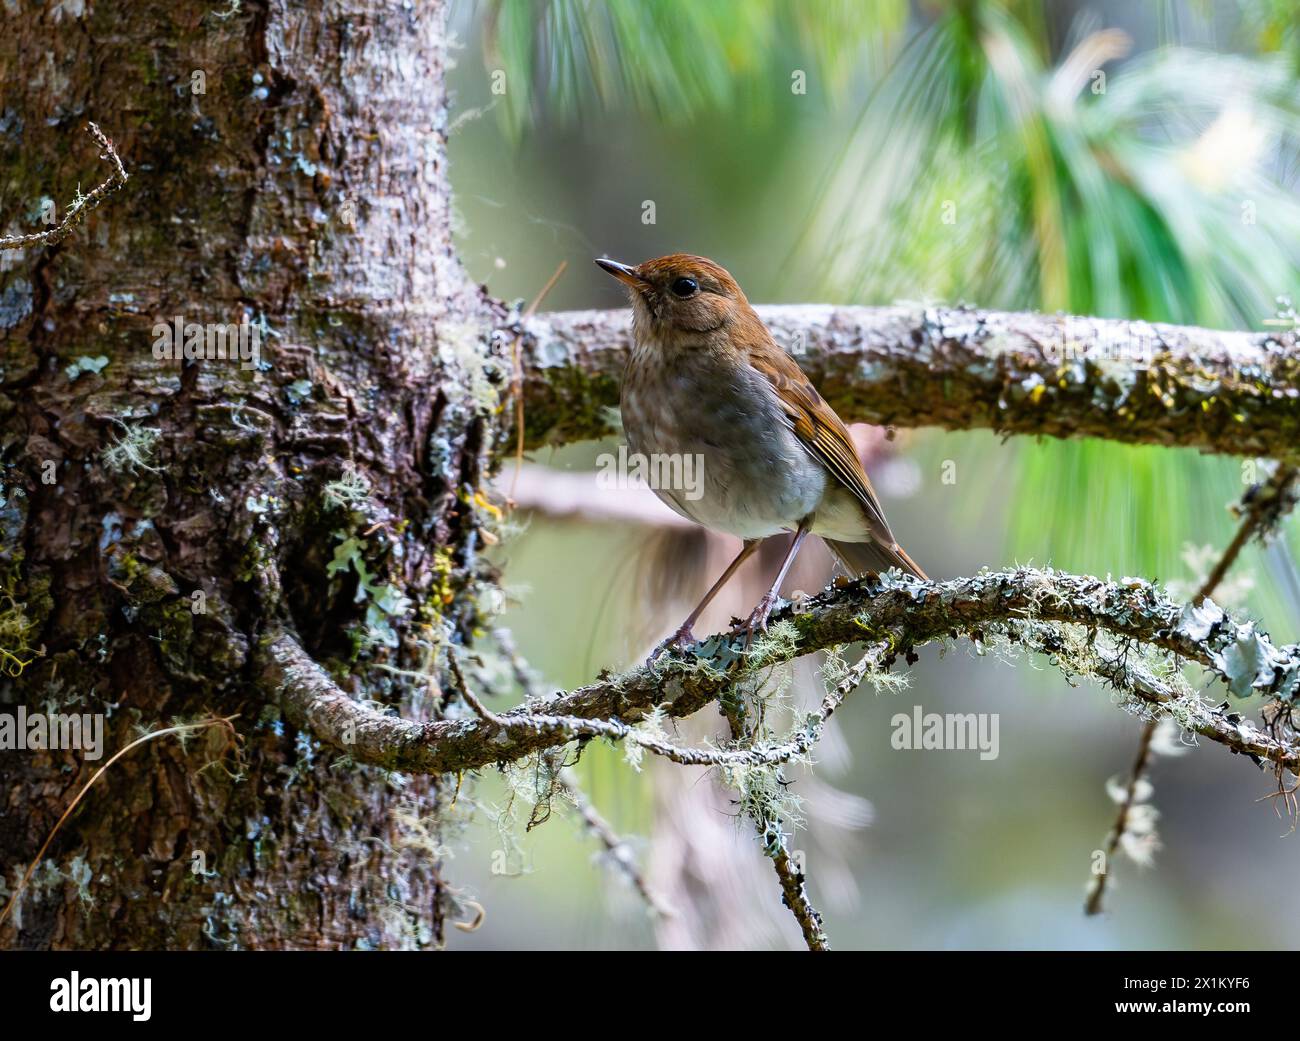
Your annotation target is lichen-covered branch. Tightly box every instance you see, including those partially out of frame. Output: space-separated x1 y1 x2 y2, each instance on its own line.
492 628 671 918
262 567 1300 779
721 646 882 951
519 306 1300 460
1085 460 1300 915
267 627 830 771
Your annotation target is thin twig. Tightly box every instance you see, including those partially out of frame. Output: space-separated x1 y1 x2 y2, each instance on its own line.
557 768 673 919
1086 462 1300 915
453 636 847 943
445 649 504 727
1084 721 1157 916
713 649 883 952
758 646 882 951
490 629 672 917
723 691 830 951
1195 466 1298 602
0 123 129 251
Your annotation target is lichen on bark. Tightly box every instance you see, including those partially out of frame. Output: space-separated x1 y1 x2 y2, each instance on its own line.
0 0 508 950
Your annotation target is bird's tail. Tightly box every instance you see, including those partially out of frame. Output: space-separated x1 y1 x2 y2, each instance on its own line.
823 538 928 581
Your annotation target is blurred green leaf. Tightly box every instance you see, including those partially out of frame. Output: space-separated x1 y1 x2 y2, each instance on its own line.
476 0 907 136
801 0 1300 622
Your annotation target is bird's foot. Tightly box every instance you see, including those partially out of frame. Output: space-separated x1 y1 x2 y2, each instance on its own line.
733 592 779 650
647 623 698 665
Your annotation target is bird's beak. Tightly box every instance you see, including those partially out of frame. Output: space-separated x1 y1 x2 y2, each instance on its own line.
595 257 650 292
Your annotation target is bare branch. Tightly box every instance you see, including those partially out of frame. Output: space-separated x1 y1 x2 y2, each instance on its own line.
519 306 1300 461
0 123 129 251
1085 719 1159 917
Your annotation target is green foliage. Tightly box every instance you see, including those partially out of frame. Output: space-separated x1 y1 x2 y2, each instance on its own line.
1231 0 1300 73
800 3 1300 318
794 0 1300 618
475 0 906 135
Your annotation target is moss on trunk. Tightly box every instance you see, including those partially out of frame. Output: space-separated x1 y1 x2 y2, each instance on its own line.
0 0 506 949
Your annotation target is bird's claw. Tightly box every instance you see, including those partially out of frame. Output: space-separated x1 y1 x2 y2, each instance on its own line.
733 593 779 650
647 624 697 666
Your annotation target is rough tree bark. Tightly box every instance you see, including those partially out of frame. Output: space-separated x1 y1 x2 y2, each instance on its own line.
0 0 506 949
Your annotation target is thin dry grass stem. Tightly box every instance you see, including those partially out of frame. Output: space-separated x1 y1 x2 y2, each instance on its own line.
507 260 568 507
0 714 240 927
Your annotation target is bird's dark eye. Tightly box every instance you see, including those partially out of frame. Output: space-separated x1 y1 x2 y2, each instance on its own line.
670 277 698 298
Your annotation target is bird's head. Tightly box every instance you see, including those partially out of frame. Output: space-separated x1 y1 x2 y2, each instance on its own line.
595 253 749 338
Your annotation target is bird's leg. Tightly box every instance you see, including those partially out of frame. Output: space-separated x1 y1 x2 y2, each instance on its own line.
736 517 812 648
651 538 761 659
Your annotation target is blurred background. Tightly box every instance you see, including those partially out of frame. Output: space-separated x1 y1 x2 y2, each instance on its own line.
443 0 1300 949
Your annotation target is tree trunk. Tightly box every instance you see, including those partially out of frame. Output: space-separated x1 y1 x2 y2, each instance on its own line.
0 0 502 949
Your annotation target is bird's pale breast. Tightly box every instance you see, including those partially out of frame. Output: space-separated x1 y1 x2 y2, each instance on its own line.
621 342 844 540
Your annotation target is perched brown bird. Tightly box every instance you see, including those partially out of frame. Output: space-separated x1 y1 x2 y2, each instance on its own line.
597 252 927 651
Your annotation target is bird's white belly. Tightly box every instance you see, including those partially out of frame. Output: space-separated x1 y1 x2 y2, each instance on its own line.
621 354 833 539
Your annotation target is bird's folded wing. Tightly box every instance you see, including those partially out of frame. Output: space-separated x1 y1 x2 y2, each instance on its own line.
748 347 895 546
